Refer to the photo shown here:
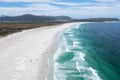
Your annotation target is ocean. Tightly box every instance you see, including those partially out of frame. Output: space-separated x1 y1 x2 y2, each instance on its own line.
52 22 120 80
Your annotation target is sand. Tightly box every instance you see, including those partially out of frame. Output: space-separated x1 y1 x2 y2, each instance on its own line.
0 22 83 80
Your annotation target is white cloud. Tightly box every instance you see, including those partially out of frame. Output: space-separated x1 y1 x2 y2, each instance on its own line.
0 3 62 16
51 2 80 6
0 0 120 18
95 0 120 3
0 0 52 2
0 3 60 11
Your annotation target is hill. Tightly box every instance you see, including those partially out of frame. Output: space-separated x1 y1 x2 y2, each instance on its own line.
71 18 120 22
0 14 72 22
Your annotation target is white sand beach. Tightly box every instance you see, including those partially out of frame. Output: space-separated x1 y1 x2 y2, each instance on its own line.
0 22 83 80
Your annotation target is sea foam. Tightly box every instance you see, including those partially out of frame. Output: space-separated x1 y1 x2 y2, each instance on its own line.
53 23 102 80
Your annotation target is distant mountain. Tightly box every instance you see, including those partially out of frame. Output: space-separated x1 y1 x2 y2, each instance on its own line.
0 14 119 23
0 14 72 22
72 18 120 22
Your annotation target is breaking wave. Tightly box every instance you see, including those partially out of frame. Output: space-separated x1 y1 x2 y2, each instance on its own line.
53 23 102 80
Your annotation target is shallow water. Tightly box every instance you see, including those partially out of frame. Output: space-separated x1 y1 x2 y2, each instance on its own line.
53 22 120 80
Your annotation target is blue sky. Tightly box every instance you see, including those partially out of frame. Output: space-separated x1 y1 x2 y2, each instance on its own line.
0 0 120 18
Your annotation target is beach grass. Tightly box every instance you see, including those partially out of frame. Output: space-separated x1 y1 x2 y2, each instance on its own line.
0 22 66 37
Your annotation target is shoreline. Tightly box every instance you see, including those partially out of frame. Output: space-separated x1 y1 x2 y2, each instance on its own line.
0 22 84 80
37 23 82 80
46 22 87 80
46 26 70 80
51 22 102 80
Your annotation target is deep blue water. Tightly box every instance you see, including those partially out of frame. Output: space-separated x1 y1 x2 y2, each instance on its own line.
53 22 120 80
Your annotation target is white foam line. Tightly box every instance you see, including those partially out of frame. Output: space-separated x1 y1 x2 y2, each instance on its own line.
89 67 102 80
73 41 80 45
76 62 81 72
79 52 85 61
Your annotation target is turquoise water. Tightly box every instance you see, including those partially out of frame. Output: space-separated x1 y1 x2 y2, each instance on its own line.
53 22 120 80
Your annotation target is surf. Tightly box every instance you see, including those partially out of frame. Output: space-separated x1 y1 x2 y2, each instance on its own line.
52 23 102 80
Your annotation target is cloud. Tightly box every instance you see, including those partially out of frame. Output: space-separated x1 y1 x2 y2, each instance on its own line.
0 3 62 16
0 0 120 18
0 0 52 2
95 0 120 3
0 3 60 11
